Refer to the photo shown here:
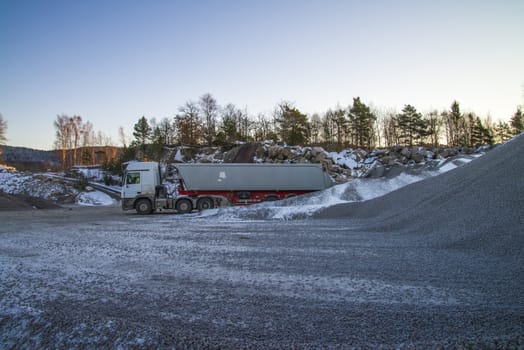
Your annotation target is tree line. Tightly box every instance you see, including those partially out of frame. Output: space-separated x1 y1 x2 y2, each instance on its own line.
130 93 524 153
48 93 524 169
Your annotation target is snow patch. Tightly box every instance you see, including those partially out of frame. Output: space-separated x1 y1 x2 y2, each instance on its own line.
0 169 115 207
174 149 183 162
77 191 114 206
326 149 375 177
437 156 476 174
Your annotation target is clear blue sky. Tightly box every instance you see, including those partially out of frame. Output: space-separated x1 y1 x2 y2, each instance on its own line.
1 0 523 150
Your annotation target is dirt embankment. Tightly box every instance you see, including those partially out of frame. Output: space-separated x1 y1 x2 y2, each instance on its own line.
0 192 61 210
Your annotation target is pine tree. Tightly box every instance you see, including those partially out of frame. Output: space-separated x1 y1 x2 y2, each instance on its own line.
274 103 309 145
218 114 240 144
216 103 243 144
395 104 427 146
479 117 494 145
447 101 464 146
133 116 152 154
348 97 376 149
468 115 489 147
510 107 524 136
495 121 512 143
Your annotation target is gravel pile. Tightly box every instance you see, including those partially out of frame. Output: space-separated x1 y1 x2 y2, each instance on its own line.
315 134 524 257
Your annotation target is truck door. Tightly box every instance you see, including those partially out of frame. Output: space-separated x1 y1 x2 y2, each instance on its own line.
123 171 142 199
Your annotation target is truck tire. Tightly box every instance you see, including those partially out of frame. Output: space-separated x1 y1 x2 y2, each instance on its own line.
175 198 193 214
265 195 279 202
197 197 214 211
136 198 152 215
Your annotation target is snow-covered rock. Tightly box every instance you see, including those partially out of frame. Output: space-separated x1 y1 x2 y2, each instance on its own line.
0 169 113 206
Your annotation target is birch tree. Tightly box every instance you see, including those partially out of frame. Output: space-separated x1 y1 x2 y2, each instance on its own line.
54 114 72 169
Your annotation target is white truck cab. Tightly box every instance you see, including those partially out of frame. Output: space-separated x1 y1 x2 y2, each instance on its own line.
121 161 163 214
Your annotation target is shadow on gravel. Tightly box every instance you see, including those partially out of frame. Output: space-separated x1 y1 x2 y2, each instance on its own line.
0 192 61 210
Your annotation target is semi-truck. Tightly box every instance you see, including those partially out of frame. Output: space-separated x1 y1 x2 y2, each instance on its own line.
121 161 334 214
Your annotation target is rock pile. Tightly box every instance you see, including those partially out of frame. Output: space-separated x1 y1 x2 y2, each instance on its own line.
168 142 492 182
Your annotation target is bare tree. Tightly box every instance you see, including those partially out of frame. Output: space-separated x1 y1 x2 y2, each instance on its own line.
54 114 72 169
118 126 127 149
69 115 83 165
330 107 347 149
237 108 253 141
0 113 7 145
322 110 336 146
82 121 94 147
309 113 322 145
372 107 384 148
199 93 219 146
160 118 176 145
424 110 442 147
150 117 176 158
381 109 399 147
252 113 275 141
81 121 94 164
175 101 202 145
0 113 7 161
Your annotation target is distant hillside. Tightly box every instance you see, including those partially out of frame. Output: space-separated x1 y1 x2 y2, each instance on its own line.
1 146 60 171
0 145 122 172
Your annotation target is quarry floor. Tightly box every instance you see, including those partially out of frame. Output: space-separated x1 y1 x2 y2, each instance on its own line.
0 205 522 349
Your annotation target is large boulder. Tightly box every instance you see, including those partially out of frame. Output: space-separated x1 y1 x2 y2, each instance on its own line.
366 162 385 178
412 153 424 163
400 147 411 158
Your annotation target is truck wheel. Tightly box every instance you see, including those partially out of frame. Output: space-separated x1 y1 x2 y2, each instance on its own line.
136 198 152 215
197 197 214 211
265 195 279 202
175 198 193 214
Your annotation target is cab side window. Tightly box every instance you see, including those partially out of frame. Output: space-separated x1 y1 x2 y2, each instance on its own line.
126 172 140 185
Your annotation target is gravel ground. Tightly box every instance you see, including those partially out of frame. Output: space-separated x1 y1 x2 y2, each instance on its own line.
1 206 523 348
0 136 523 349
